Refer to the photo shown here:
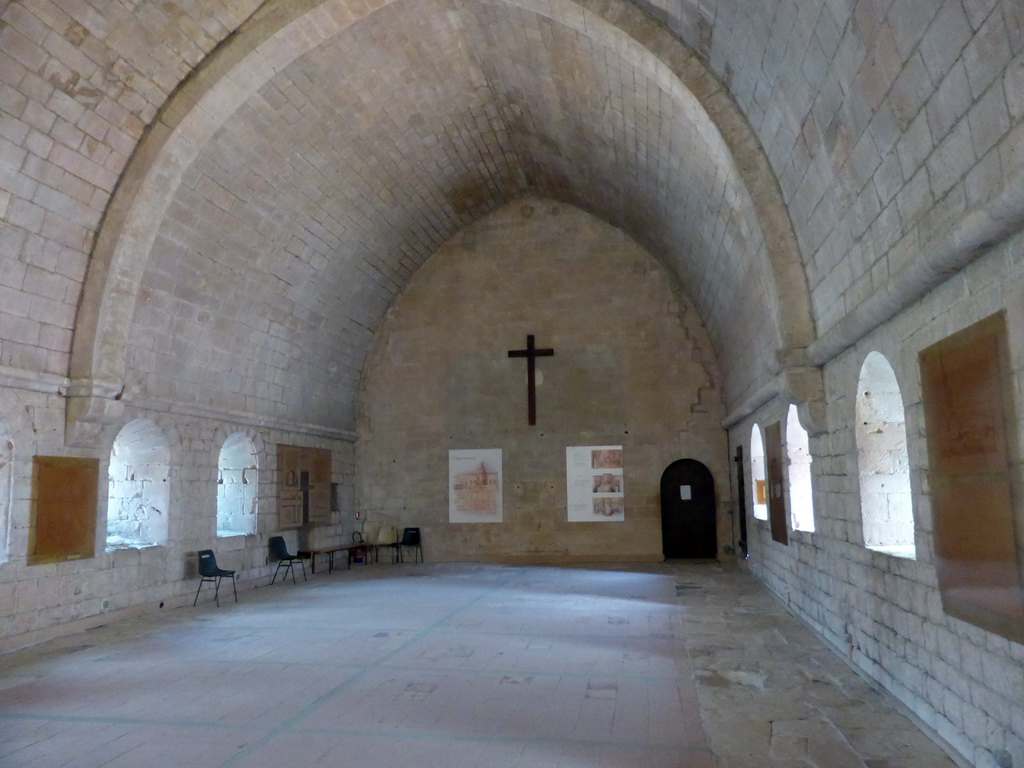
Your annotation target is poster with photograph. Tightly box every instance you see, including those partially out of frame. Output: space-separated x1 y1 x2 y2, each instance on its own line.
566 445 624 521
449 449 503 523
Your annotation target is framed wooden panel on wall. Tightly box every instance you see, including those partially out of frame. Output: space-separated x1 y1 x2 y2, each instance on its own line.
920 311 1024 643
277 445 332 527
277 444 302 527
764 421 789 545
307 447 331 524
30 456 99 564
278 487 303 528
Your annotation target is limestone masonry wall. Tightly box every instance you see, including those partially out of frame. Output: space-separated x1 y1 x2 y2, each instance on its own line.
356 199 729 564
2 1 1023 766
736 231 1024 768
0 389 354 650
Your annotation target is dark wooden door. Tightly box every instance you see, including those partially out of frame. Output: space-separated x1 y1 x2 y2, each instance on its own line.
734 445 748 557
660 459 717 558
300 470 311 524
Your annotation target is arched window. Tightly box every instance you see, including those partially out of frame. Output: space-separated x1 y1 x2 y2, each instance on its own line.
856 352 915 558
0 438 12 564
786 404 815 532
107 419 170 549
750 424 768 520
217 433 258 536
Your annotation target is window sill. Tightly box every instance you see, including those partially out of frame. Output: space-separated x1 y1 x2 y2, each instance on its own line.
868 544 917 560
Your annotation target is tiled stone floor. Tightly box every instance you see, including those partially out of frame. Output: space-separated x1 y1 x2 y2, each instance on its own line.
0 562 963 767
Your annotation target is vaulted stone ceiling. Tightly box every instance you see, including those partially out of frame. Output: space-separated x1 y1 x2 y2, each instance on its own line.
9 0 1016 439
70 0 803 435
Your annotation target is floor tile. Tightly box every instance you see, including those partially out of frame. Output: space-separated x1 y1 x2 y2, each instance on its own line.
0 563 963 768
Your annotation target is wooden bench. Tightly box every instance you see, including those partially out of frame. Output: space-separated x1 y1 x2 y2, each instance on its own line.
298 543 368 574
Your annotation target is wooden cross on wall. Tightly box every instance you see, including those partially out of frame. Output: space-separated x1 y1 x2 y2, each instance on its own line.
508 334 554 426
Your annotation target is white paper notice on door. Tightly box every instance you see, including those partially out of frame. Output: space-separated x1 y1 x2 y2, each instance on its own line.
680 485 692 500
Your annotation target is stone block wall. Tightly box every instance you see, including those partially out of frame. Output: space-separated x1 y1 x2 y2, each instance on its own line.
2 1 1022 763
0 388 354 650
0 0 260 378
736 231 1024 768
356 198 730 564
689 0 1024 343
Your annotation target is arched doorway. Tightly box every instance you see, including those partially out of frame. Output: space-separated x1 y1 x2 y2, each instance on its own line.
660 459 716 559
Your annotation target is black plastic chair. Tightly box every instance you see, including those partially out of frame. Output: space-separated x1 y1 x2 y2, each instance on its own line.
193 550 237 607
397 527 423 564
269 535 306 584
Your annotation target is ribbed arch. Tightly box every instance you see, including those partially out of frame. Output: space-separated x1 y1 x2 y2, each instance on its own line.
68 0 811 436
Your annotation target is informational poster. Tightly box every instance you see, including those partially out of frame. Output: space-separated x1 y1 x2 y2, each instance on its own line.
566 445 624 521
449 449 503 523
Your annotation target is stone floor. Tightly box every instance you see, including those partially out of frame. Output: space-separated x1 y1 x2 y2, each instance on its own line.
0 561 964 768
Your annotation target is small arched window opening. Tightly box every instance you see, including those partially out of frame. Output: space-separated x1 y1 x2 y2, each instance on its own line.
786 404 815 532
0 438 12 564
750 424 768 521
107 419 170 549
856 352 915 558
217 433 258 537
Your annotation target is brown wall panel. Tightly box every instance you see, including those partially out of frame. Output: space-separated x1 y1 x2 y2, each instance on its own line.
765 421 789 546
920 312 1024 642
277 445 332 527
30 456 99 564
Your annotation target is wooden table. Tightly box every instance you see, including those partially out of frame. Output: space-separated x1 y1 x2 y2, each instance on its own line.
298 543 368 574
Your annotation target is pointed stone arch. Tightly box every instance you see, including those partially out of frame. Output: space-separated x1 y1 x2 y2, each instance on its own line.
67 0 814 440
